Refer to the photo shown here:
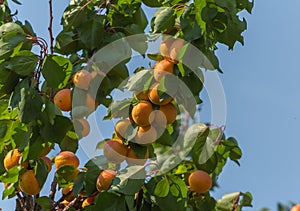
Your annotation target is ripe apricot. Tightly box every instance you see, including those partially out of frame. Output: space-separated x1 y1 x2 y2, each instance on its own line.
126 147 149 165
134 90 149 100
41 157 52 172
54 89 72 112
73 70 92 90
291 205 300 211
169 39 185 63
188 170 212 194
160 37 175 59
82 195 96 208
131 101 154 127
54 151 79 170
155 103 177 126
85 92 98 112
153 59 174 82
96 169 116 191
114 119 131 140
75 118 90 137
148 83 173 106
4 149 28 171
135 126 157 145
19 170 41 195
103 139 128 164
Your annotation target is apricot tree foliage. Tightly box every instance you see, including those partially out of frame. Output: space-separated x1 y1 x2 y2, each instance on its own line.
0 0 253 210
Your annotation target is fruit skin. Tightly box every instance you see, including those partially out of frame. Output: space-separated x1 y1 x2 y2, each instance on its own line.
4 149 28 171
131 101 154 127
103 140 128 164
160 37 175 59
188 170 212 194
169 39 185 63
76 118 90 137
96 169 117 191
85 92 98 111
126 147 149 165
155 103 177 125
54 151 79 170
148 83 173 106
19 170 41 195
54 89 72 111
135 126 157 145
153 59 174 82
41 157 52 172
73 70 92 90
134 90 149 100
114 119 131 140
82 195 96 208
291 204 300 211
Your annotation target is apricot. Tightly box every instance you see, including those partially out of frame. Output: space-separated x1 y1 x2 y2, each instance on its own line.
134 90 149 100
291 205 300 211
188 170 212 194
155 103 177 126
41 157 52 172
85 92 98 112
160 37 175 59
54 151 79 170
169 39 185 63
73 70 92 90
82 195 96 208
75 118 90 137
4 149 28 171
103 139 128 164
126 147 149 165
54 89 72 112
135 126 157 145
153 59 174 82
19 170 41 195
131 101 154 127
148 83 173 106
96 169 116 191
114 119 131 140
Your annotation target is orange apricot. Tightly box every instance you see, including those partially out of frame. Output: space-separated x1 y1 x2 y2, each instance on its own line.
96 169 116 191
135 126 157 145
114 119 131 140
153 59 174 82
73 70 92 90
54 151 79 170
131 101 154 127
188 170 212 194
148 83 173 106
103 139 128 164
54 89 72 112
19 170 41 195
126 147 149 165
4 149 28 171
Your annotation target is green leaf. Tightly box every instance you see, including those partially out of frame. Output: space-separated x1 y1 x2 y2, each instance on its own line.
216 192 241 211
142 0 162 7
0 166 20 184
42 55 72 89
35 196 53 210
154 176 169 197
77 15 105 50
104 98 132 120
55 30 82 55
73 171 85 197
92 192 127 211
180 4 203 41
55 165 78 188
40 115 73 144
0 69 19 99
151 7 175 33
59 130 79 153
18 88 43 123
4 50 38 76
111 165 146 195
0 22 26 60
124 69 152 92
2 183 16 199
34 158 49 189
133 7 148 30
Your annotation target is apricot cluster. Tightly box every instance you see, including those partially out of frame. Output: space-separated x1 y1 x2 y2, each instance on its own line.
53 69 103 139
2 147 53 195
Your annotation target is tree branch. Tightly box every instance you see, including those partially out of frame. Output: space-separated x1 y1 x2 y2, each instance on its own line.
16 192 27 211
49 175 57 204
62 196 82 211
48 0 54 55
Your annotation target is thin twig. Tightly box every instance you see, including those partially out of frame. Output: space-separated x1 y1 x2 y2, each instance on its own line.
48 0 55 101
16 192 27 211
62 196 82 211
49 175 57 203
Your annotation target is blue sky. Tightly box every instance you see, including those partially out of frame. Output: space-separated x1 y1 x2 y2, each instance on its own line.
1 0 300 210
